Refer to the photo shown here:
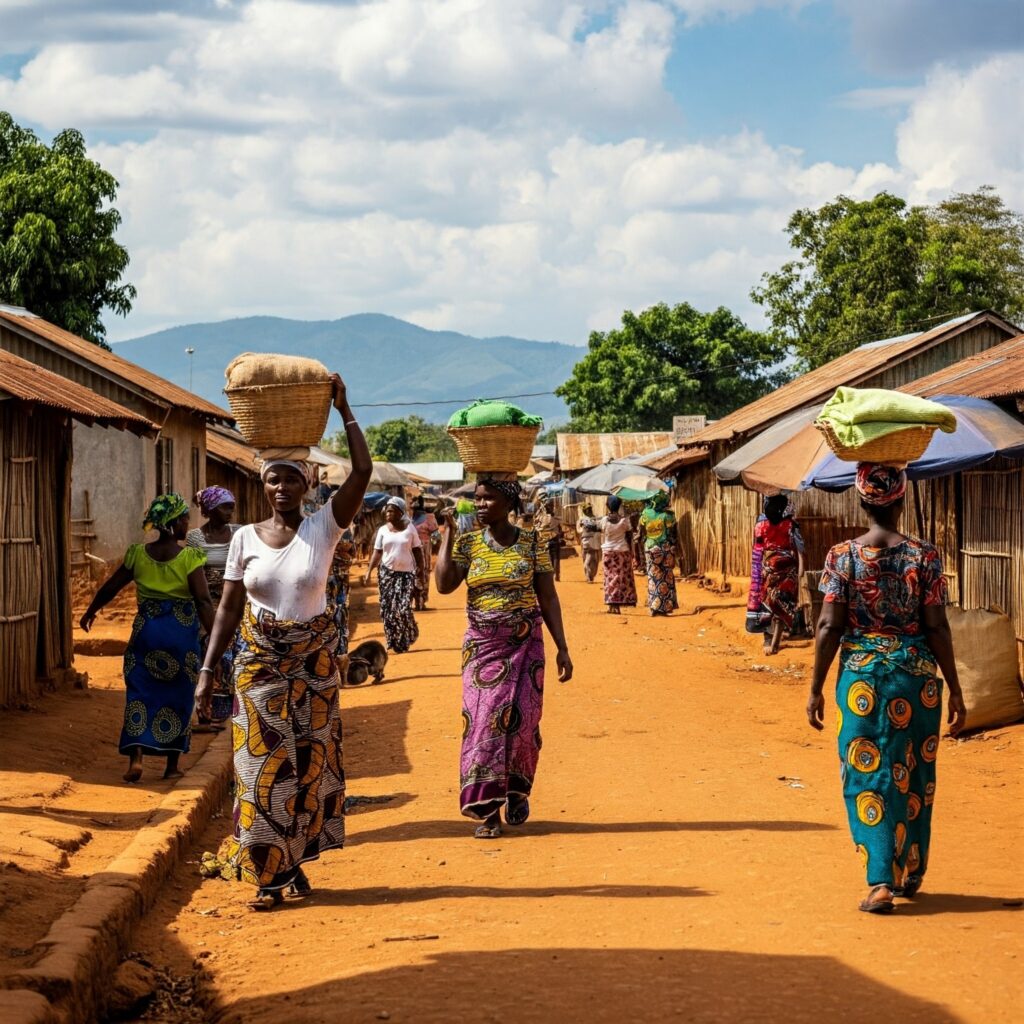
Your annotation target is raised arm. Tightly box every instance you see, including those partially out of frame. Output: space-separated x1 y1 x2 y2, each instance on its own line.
79 563 134 632
329 375 373 528
434 510 468 594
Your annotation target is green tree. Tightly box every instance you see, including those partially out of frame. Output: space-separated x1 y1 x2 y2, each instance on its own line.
555 302 786 432
0 112 135 348
363 415 458 462
752 187 1024 369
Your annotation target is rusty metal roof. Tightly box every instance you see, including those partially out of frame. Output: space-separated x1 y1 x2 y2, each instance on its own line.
0 308 233 423
903 333 1024 400
0 348 157 434
556 432 675 471
644 445 710 474
206 426 260 473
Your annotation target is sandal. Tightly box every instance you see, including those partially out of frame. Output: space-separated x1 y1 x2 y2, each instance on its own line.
248 889 284 911
285 868 312 900
505 796 530 827
474 814 502 839
858 884 895 915
894 875 923 898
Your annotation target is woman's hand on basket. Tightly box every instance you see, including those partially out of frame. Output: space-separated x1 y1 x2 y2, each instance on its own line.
330 373 348 413
441 509 458 532
556 648 573 683
806 690 825 730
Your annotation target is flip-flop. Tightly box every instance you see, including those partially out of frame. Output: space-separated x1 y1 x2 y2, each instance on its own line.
474 822 502 839
505 797 530 827
894 875 923 898
286 869 313 900
859 884 895 914
248 889 284 911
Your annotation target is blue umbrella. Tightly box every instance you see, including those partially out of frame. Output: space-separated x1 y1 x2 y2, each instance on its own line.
804 395 1024 491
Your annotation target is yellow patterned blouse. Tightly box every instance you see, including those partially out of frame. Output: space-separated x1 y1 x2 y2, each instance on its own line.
452 528 553 612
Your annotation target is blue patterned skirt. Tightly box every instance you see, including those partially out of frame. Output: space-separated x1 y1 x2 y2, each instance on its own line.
120 598 200 755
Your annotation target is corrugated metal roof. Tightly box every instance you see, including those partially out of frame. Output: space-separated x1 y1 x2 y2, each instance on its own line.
0 308 232 423
644 445 711 473
206 427 260 473
393 462 465 482
531 444 557 459
0 349 157 434
676 311 1018 449
556 432 675 471
903 333 1024 400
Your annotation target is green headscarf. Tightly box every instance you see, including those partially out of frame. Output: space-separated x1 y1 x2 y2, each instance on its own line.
143 493 189 532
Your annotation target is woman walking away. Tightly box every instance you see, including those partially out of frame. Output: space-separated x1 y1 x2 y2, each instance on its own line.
807 463 966 915
639 492 680 615
600 496 636 614
435 478 573 839
411 496 439 610
81 494 214 783
577 502 602 583
364 497 424 653
326 526 357 659
197 375 372 910
187 486 240 727
746 495 805 656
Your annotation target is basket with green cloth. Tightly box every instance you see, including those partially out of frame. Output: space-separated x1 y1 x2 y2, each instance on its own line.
447 400 543 474
815 387 957 463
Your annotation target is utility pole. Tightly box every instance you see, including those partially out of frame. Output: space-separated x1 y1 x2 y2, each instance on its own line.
185 347 195 391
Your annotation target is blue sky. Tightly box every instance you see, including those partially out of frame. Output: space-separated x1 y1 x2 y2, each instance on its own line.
0 0 1020 343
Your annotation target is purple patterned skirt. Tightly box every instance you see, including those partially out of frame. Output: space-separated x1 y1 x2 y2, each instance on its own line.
459 607 545 819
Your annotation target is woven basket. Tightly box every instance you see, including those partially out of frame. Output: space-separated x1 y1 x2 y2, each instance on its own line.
225 381 334 449
448 424 540 473
815 420 937 464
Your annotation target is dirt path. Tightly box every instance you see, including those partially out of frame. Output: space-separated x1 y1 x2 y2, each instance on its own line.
20 560 1024 1021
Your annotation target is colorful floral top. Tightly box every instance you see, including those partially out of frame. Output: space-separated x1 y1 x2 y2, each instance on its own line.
820 539 947 637
453 528 553 613
639 507 676 550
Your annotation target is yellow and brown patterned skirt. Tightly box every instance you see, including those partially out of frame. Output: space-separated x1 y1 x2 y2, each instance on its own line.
225 604 345 891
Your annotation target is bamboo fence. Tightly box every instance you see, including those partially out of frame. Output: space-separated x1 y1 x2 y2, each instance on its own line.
1 404 73 705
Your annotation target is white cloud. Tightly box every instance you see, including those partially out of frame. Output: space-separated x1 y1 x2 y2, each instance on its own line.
0 0 1020 347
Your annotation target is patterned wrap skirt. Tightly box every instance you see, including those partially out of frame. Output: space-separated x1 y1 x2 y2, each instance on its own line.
226 604 346 891
836 633 943 888
378 565 419 653
645 545 678 614
120 598 199 755
602 549 637 607
761 547 799 629
460 607 545 819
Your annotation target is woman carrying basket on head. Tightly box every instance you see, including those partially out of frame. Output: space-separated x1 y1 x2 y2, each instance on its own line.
807 464 966 914
435 477 573 839
197 375 372 910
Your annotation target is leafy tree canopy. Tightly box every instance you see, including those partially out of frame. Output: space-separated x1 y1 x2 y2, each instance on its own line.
554 302 786 433
0 112 135 348
334 415 461 463
752 187 1024 368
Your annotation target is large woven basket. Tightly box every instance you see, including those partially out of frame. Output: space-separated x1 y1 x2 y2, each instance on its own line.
225 381 334 450
815 420 937 464
448 424 540 474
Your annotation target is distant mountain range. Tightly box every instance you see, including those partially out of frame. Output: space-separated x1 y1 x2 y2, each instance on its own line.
113 314 580 428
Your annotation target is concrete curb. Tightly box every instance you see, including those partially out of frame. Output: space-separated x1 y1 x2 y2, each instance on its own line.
2 730 232 1024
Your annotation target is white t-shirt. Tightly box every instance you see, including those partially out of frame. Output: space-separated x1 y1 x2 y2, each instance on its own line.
224 504 342 622
374 522 421 573
600 516 632 553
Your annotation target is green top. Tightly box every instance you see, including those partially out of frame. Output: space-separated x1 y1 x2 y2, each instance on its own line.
124 544 206 601
639 507 676 550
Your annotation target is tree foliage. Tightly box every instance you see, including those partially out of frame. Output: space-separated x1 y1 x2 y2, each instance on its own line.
752 187 1024 368
358 415 458 463
0 112 135 347
554 302 786 433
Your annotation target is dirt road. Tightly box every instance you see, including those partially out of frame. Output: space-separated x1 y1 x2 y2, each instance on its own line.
11 560 1022 1022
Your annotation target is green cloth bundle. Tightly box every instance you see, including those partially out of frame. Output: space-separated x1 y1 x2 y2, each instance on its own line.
817 387 957 449
447 400 544 429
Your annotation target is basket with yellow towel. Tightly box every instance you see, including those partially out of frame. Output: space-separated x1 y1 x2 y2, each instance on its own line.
447 400 543 475
815 387 957 464
224 352 333 453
